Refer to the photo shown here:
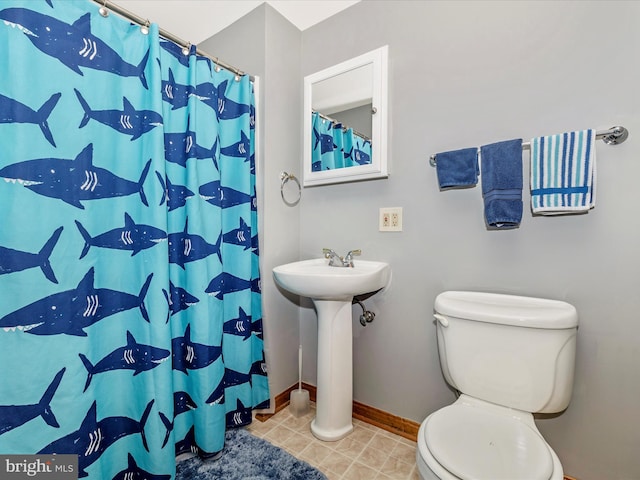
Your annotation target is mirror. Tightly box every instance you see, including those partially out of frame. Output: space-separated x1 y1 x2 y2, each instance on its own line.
303 46 388 187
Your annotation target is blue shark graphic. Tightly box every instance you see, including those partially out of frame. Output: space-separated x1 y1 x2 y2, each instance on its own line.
313 127 335 154
0 92 60 146
113 453 170 480
223 307 251 341
345 141 371 165
162 281 199 318
199 180 252 209
161 69 193 110
251 232 259 256
224 368 250 389
156 172 194 212
226 399 251 427
79 331 170 391
162 69 244 118
168 218 222 269
38 400 154 478
196 80 251 120
175 426 218 459
175 426 200 457
223 218 251 250
0 9 150 88
251 353 268 378
0 144 150 209
158 391 198 448
251 317 264 340
205 273 259 300
221 131 250 161
164 130 217 168
75 89 162 140
172 324 222 374
173 391 198 415
0 226 63 283
205 381 224 406
75 212 166 259
0 368 65 435
0 267 153 336
160 40 194 68
45 0 53 7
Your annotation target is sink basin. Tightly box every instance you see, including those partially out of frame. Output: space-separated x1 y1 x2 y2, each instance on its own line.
272 258 391 301
272 257 391 441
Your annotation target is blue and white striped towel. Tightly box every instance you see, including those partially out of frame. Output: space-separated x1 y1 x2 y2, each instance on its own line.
530 129 596 215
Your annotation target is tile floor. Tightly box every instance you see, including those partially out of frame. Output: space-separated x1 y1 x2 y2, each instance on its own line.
247 403 420 480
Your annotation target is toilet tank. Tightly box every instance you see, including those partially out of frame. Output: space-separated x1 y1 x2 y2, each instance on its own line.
434 291 578 414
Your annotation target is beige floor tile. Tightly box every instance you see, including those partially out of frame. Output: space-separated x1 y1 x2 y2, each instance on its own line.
281 412 314 433
343 461 379 480
357 443 388 470
319 451 354 476
246 419 274 437
254 408 419 480
263 424 296 444
335 435 367 459
299 441 334 466
348 425 378 445
374 474 394 480
380 456 415 479
369 432 400 452
390 441 417 464
324 471 343 480
280 431 314 455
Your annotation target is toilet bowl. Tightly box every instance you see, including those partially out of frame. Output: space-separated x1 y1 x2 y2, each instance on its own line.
416 291 578 480
416 395 563 480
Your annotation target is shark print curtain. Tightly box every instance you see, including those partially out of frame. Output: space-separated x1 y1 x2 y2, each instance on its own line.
311 111 372 171
0 1 269 478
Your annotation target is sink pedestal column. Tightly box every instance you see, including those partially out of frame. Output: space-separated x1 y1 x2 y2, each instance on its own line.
310 299 354 441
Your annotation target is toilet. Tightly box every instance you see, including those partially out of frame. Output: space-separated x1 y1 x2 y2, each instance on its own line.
416 291 578 480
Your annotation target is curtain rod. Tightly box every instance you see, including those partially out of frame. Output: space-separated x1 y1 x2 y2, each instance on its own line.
428 125 629 167
91 0 253 80
313 110 372 143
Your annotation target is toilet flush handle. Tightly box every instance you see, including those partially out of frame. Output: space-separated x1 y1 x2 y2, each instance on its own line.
433 314 449 327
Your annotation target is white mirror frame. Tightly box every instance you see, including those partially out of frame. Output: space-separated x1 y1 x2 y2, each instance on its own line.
303 45 388 187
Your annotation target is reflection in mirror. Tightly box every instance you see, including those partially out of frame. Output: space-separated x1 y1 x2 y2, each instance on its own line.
311 111 372 171
303 46 388 186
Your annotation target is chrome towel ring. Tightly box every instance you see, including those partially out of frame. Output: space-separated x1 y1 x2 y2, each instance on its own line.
280 171 301 206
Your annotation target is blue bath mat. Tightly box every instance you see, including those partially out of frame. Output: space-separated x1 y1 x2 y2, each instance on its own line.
175 427 327 480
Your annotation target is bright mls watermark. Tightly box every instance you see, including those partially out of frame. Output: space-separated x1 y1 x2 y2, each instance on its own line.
0 455 77 480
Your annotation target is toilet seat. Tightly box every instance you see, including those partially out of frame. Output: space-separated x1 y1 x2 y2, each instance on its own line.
423 401 554 480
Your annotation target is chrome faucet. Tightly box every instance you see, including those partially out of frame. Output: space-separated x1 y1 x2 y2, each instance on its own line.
344 249 361 267
323 248 361 267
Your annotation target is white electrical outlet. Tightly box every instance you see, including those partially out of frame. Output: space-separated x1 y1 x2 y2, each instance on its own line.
379 207 403 232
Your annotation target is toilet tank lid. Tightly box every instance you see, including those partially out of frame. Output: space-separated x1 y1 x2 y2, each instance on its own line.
435 291 578 329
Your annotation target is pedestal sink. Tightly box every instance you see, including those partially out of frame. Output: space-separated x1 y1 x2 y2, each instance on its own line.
273 258 391 441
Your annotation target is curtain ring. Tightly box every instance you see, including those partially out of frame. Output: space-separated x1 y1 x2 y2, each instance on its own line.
182 42 191 56
280 172 301 206
99 0 109 17
140 19 150 35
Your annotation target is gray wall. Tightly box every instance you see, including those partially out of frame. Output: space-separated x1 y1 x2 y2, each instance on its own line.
301 2 640 479
202 1 640 478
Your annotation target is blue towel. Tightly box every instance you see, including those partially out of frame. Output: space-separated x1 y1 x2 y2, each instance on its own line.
480 139 523 229
435 147 479 188
530 129 596 215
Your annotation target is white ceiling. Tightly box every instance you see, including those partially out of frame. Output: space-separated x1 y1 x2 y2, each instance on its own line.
115 0 360 45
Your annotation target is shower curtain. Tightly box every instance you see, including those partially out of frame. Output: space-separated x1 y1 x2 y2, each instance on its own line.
0 1 269 478
311 111 372 171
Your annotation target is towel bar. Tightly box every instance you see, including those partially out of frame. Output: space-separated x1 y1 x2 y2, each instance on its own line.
429 125 628 167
